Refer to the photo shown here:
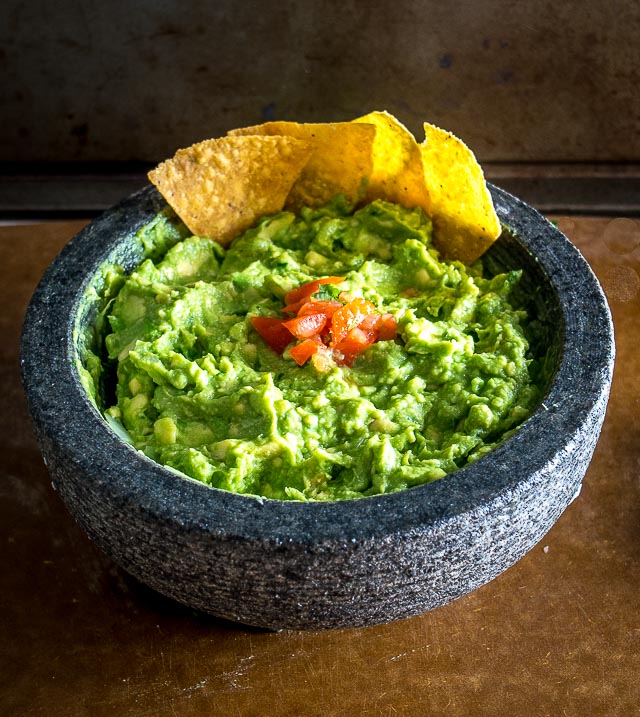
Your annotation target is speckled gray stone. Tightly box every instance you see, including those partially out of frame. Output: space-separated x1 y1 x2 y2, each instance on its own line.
20 185 614 631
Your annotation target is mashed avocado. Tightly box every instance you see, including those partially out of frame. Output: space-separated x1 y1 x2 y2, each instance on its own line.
100 198 540 501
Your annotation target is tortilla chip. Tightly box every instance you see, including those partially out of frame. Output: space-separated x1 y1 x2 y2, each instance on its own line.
229 121 376 209
420 123 501 264
148 135 312 246
353 110 432 214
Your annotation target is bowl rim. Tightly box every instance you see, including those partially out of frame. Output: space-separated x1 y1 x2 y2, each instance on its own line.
21 184 615 545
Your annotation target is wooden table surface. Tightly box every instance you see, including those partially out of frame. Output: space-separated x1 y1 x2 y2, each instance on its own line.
1 216 638 717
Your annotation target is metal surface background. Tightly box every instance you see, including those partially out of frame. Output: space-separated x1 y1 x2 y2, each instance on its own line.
2 0 640 163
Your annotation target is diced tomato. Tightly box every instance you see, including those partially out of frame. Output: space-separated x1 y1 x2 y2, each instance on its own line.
333 326 376 366
357 313 380 330
250 316 294 354
356 313 382 342
347 326 373 344
357 313 397 339
283 312 328 339
330 298 377 346
254 278 396 369
283 276 345 314
289 337 325 366
297 300 343 318
331 313 397 366
282 302 302 315
297 300 343 341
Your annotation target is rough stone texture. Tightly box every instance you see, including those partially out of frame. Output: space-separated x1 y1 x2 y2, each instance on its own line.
20 186 615 630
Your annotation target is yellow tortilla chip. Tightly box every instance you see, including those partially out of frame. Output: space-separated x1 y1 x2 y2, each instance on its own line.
420 123 501 264
229 121 376 209
148 135 312 246
353 110 431 214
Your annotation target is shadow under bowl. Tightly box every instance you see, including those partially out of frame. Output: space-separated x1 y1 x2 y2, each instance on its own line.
21 185 614 630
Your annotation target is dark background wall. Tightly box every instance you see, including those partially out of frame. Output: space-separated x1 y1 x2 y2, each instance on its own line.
1 0 639 164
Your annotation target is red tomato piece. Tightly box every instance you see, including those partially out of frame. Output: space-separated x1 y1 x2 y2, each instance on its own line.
356 312 398 341
283 312 328 339
330 298 377 346
339 328 373 362
332 312 396 366
250 316 294 354
356 313 382 342
283 276 345 314
332 326 376 366
289 337 324 366
282 302 302 315
297 300 343 318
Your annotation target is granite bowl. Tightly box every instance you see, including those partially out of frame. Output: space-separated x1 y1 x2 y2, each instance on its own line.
21 185 614 631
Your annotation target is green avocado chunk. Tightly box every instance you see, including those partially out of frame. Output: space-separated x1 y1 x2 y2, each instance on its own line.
99 198 540 501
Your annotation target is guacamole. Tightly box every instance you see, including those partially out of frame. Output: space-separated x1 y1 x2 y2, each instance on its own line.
99 198 540 501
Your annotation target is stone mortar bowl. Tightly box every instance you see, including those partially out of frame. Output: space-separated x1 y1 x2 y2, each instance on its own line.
21 185 614 631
